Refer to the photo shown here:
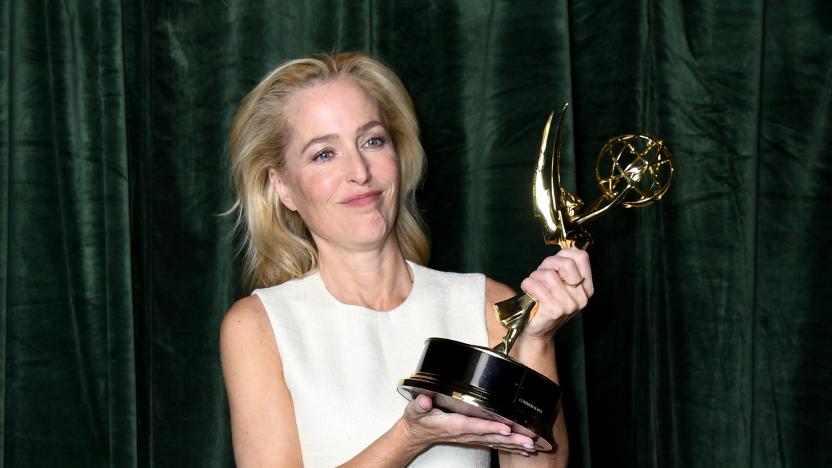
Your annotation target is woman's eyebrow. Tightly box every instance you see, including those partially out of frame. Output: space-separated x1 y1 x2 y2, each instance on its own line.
356 120 385 133
300 134 336 154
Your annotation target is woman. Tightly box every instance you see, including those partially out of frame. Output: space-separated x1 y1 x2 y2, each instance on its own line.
221 52 593 467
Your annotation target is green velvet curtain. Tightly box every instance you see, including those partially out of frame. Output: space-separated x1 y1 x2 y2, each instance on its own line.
2 1 830 466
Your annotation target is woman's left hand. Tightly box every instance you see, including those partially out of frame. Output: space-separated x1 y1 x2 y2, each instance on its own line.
519 247 594 339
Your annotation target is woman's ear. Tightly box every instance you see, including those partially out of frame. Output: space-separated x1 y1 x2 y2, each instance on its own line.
268 168 297 212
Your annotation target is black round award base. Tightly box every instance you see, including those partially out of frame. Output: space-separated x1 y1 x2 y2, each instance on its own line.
397 337 560 451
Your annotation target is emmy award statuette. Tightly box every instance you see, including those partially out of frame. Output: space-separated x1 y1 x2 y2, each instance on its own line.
398 104 674 451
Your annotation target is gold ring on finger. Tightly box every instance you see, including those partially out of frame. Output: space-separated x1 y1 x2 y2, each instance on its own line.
564 277 585 288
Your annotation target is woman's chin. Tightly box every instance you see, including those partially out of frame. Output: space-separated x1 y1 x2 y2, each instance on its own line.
314 216 395 253
348 224 396 251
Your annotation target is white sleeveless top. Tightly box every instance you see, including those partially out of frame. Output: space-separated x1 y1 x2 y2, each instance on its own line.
254 261 491 467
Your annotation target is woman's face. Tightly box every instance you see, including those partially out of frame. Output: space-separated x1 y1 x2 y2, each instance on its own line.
270 78 400 254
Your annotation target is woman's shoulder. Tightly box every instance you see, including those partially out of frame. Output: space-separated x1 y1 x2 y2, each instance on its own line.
251 271 322 301
222 272 319 340
221 295 272 346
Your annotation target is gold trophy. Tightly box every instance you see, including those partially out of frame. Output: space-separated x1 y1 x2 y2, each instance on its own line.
399 104 673 451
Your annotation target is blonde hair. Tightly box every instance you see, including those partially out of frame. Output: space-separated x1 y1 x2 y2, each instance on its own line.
229 52 430 291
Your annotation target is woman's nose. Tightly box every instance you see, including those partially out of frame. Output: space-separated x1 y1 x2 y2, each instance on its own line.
347 149 371 184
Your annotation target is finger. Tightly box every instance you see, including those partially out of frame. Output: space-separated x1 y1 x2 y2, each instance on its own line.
539 254 584 289
404 394 434 418
553 248 594 296
415 394 433 411
529 262 581 294
492 444 533 456
441 413 512 437
457 432 535 449
521 275 587 321
523 270 586 313
480 442 533 456
536 254 592 300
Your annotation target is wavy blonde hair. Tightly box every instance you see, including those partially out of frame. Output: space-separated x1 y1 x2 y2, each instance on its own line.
229 52 429 291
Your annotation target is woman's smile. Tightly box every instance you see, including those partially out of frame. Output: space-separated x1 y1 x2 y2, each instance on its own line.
341 190 383 207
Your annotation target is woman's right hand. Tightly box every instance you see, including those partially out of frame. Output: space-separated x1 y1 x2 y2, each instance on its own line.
398 394 537 456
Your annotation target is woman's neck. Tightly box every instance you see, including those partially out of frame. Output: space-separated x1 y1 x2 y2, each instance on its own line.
315 238 413 311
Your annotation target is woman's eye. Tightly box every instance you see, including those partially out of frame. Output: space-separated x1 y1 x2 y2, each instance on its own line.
364 136 386 149
313 149 334 162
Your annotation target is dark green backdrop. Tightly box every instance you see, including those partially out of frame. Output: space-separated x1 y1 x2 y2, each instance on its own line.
1 1 830 467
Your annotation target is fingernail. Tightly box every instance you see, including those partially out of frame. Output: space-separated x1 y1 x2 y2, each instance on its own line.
521 451 530 457
499 428 511 435
523 442 535 449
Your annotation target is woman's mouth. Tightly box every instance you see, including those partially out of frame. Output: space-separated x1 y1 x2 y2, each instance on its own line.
342 191 382 207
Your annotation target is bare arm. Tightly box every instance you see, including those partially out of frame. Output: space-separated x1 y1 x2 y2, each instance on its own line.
220 295 302 467
485 248 594 468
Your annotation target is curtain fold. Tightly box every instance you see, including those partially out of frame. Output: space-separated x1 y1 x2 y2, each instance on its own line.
752 2 832 464
0 1 10 465
2 0 137 465
1 1 830 467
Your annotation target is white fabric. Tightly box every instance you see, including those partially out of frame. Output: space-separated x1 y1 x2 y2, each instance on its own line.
254 261 491 467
